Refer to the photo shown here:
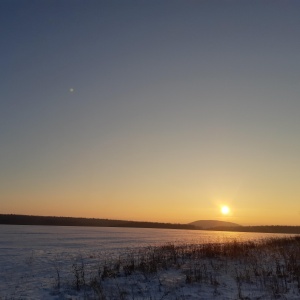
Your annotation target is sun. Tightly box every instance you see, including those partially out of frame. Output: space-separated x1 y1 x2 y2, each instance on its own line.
221 205 230 215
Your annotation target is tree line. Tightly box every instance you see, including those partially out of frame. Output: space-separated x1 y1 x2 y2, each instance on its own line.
0 214 197 230
208 225 300 234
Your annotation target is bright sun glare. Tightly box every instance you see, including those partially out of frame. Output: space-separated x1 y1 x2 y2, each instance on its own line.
221 206 230 215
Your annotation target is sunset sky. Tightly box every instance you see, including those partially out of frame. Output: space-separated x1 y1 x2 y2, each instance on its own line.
1 1 300 225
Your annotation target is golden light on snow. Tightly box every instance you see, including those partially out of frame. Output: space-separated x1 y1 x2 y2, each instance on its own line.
221 205 230 215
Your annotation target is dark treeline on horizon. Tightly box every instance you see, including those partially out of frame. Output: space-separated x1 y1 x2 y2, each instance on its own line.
1 214 300 234
0 214 197 230
209 226 300 234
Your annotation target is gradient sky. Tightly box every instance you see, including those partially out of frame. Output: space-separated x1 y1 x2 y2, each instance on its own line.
1 0 300 225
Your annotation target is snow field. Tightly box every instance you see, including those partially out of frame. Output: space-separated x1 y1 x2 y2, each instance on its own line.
2 236 300 299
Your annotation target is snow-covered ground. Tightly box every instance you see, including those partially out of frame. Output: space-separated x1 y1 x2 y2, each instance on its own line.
1 225 299 299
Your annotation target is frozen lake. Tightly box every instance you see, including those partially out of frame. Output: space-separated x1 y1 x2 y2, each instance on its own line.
0 225 294 299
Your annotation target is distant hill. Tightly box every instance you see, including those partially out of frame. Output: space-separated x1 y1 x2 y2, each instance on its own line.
189 220 241 229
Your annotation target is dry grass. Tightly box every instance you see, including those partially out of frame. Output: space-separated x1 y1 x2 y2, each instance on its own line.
59 236 300 299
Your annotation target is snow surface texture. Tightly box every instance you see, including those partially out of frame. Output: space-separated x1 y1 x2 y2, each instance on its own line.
1 226 299 299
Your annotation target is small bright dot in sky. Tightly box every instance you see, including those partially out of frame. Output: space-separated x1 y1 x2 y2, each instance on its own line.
221 206 230 215
69 88 74 93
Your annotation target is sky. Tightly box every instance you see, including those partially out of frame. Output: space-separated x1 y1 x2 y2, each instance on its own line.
1 0 300 226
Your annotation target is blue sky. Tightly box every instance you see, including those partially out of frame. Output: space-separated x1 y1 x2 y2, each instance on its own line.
1 0 300 225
